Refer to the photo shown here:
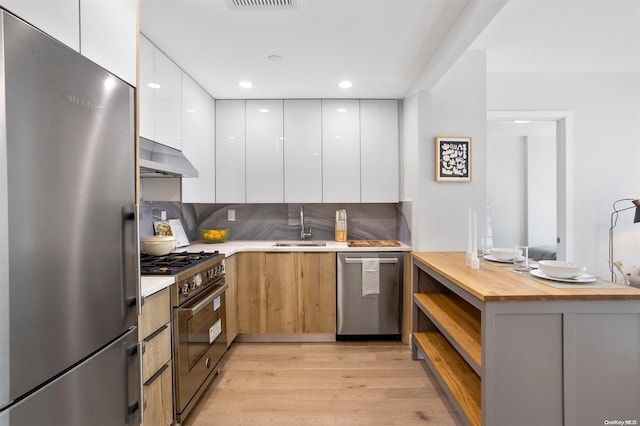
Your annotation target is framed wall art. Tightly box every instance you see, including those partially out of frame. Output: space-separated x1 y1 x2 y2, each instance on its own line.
435 136 472 182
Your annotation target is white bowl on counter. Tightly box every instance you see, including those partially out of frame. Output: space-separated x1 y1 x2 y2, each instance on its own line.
490 247 522 261
537 260 586 278
141 235 176 256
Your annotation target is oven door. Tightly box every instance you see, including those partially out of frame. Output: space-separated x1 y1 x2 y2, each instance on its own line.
174 281 227 416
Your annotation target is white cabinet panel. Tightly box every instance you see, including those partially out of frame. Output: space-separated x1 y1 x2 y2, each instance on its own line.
182 73 215 203
322 100 360 202
80 0 136 86
246 100 284 203
360 100 399 202
139 36 155 141
216 100 246 203
201 96 216 203
1 0 79 51
283 100 322 203
154 48 182 150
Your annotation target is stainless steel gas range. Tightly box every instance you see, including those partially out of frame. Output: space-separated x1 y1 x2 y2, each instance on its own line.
140 251 227 423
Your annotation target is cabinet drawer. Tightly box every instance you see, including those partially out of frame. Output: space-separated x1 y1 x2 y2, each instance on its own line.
142 324 172 383
139 287 171 340
141 361 173 426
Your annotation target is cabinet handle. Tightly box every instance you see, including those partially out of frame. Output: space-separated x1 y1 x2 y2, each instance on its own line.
143 324 169 343
144 362 170 387
344 257 398 264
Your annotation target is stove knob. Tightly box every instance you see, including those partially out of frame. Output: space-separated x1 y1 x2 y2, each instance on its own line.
181 283 189 294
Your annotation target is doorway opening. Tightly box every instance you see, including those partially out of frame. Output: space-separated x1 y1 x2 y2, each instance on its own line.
487 110 573 261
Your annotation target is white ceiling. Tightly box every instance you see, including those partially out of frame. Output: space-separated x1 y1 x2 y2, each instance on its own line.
470 0 640 74
140 0 640 100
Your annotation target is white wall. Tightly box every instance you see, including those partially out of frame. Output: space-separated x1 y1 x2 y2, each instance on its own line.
486 121 556 248
486 130 526 247
403 50 487 251
488 72 640 280
527 134 557 247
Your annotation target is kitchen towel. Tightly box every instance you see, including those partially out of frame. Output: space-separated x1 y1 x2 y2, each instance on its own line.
361 258 380 296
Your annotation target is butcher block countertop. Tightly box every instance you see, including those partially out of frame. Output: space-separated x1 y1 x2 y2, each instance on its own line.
412 251 640 302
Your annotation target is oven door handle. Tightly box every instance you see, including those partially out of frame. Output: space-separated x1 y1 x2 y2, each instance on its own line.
180 283 228 317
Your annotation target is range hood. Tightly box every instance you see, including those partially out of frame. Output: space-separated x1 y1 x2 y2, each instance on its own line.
139 137 199 178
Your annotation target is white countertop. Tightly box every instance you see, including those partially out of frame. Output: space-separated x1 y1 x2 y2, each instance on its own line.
140 239 411 297
140 275 175 298
181 240 412 256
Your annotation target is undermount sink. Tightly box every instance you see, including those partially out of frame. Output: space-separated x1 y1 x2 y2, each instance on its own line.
272 240 327 247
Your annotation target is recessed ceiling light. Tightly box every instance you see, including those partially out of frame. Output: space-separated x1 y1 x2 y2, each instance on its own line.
186 109 196 113
147 82 161 89
239 81 253 89
337 108 347 113
259 108 269 113
338 80 352 89
268 55 282 62
513 120 532 124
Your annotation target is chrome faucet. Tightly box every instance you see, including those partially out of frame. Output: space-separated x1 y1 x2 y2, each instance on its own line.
300 206 312 241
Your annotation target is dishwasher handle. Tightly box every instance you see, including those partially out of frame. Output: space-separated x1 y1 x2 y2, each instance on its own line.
344 257 398 264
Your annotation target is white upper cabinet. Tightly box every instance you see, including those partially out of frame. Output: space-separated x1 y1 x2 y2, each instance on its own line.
139 36 155 141
360 100 399 202
200 95 216 203
2 0 136 85
181 73 215 203
283 100 322 203
80 0 136 86
245 100 284 203
1 0 79 50
139 35 182 150
322 100 361 202
154 47 182 150
216 100 246 203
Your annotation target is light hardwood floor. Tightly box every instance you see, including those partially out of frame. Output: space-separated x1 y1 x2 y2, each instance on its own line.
185 342 462 425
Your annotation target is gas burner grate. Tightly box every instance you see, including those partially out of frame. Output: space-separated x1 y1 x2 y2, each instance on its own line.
140 250 219 275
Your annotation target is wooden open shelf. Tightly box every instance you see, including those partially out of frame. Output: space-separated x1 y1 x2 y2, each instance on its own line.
413 292 482 370
414 331 481 426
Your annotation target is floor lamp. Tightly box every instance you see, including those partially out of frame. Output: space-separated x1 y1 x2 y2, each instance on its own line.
609 198 640 282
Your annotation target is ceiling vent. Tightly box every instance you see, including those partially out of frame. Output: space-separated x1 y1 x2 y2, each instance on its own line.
230 0 296 9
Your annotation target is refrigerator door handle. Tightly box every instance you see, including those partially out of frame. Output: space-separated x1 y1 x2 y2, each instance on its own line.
125 342 143 424
123 204 143 316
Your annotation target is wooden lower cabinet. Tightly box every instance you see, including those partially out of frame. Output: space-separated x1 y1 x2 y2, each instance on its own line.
237 252 336 337
225 254 239 346
139 287 174 426
141 362 173 426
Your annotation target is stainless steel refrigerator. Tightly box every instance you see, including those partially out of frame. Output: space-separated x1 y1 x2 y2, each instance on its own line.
0 10 141 425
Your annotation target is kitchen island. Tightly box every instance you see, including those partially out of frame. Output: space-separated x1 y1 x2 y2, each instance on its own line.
412 252 640 426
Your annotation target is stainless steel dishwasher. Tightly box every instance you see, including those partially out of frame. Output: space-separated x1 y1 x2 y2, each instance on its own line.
336 252 403 340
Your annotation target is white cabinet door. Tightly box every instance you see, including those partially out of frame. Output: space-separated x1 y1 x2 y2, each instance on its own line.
1 0 79 51
360 100 399 202
201 94 216 203
181 73 203 203
216 100 246 203
181 73 215 203
139 35 155 141
322 100 360 202
283 100 322 203
80 0 136 86
246 100 284 203
154 47 182 150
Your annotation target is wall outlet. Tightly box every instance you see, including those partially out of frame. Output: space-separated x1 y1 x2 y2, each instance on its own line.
161 210 167 221
228 209 235 221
